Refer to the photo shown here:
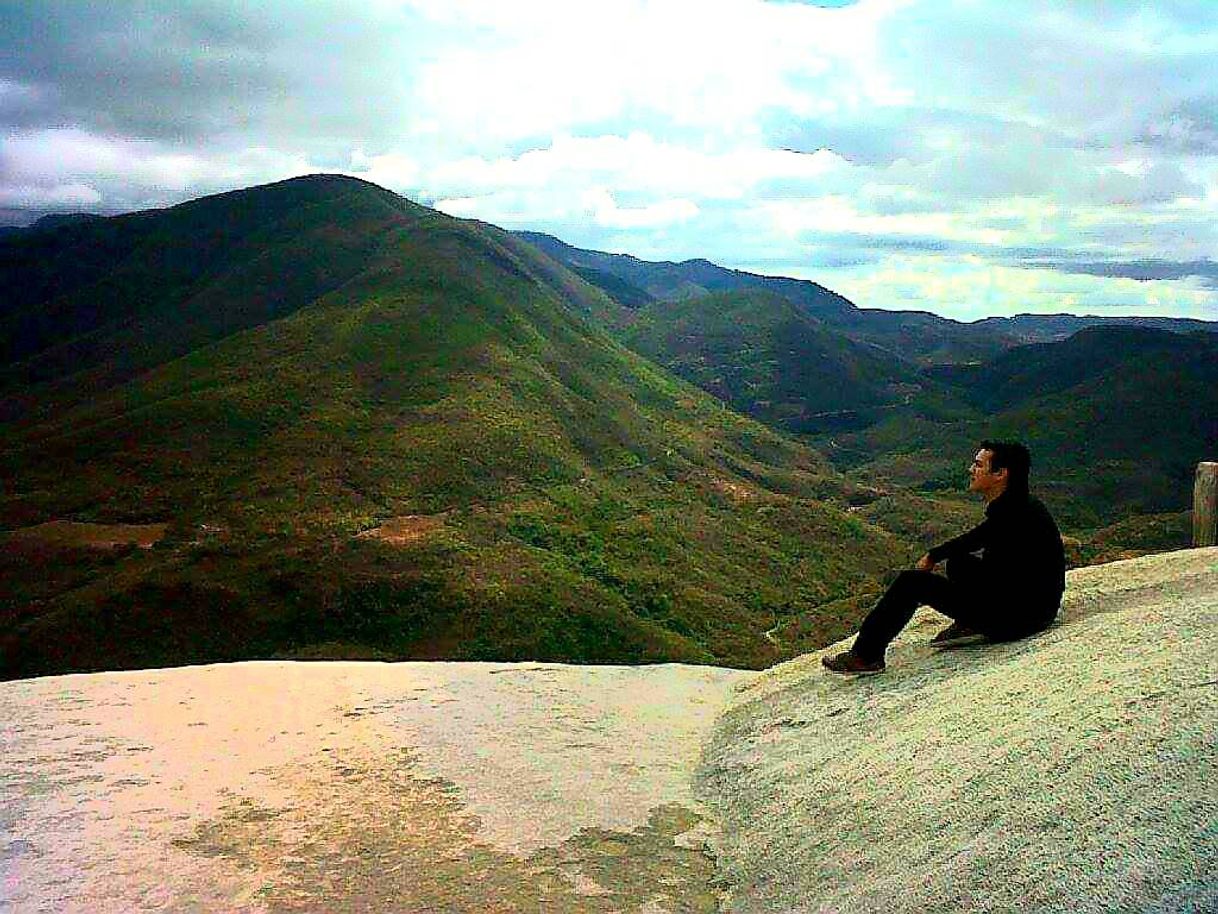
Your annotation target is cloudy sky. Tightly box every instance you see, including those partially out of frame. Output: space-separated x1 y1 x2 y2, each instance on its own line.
2 0 1217 320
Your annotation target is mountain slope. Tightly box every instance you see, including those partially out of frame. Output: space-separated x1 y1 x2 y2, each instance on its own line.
0 177 626 422
621 289 937 433
932 325 1217 411
515 230 858 321
824 327 1218 530
0 176 910 678
515 230 1023 364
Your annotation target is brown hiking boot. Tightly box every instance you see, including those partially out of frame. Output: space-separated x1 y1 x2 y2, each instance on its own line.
822 651 885 675
930 622 986 648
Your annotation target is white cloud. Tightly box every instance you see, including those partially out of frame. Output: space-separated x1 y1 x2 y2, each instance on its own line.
0 181 102 209
831 256 1218 321
405 0 890 141
350 150 422 190
1 129 208 193
581 188 700 228
0 128 318 211
419 134 846 203
2 0 1217 319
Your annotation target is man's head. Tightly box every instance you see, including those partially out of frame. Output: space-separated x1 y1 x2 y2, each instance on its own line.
969 440 1031 501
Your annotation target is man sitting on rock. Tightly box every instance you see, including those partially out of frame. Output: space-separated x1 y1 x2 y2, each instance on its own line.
824 440 1065 675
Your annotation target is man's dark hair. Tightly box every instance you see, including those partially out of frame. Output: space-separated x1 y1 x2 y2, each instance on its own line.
981 440 1031 494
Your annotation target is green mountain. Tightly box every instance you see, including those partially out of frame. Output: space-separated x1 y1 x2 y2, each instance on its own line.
972 312 1218 345
824 327 1218 532
620 289 942 434
0 176 909 679
932 325 1218 412
0 177 623 417
517 226 1214 554
516 230 1018 364
516 230 857 320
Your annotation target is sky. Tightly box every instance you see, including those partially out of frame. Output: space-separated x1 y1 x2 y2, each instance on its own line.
2 0 1217 321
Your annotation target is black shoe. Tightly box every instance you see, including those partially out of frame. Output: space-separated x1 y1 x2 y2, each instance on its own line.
822 651 885 675
930 622 986 648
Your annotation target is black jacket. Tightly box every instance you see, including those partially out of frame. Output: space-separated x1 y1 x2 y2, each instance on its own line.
927 489 1066 612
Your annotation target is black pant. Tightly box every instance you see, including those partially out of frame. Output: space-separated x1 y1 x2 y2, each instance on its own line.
851 556 1057 663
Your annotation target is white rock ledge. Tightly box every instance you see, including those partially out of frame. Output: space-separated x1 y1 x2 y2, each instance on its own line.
698 547 1218 914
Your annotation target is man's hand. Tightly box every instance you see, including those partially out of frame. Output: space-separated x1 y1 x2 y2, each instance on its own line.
916 553 937 572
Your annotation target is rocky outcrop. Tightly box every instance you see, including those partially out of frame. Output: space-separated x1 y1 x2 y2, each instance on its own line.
698 548 1217 913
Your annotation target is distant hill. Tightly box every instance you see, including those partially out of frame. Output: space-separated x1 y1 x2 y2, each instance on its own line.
930 325 1218 412
516 231 1022 364
0 214 103 240
518 231 1216 363
974 311 1218 344
516 230 858 321
621 289 939 434
825 326 1218 530
0 176 910 679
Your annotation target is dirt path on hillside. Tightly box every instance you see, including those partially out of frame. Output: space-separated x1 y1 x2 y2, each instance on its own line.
2 520 169 551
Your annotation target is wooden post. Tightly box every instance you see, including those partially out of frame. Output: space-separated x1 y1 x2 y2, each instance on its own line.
1195 462 1218 548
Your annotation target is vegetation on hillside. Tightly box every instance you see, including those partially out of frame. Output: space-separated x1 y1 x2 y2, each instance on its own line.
818 328 1217 551
541 233 1215 560
0 176 911 679
621 289 938 433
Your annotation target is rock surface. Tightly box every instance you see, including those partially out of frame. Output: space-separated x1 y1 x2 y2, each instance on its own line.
699 547 1217 913
2 548 1214 912
2 661 750 912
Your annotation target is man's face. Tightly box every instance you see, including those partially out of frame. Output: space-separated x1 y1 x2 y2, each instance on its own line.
968 448 1006 498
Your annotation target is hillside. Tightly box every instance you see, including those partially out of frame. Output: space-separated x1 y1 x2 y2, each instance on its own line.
0 176 624 418
928 325 1218 412
826 327 1218 531
516 230 1019 364
3 548 1213 911
516 230 857 321
520 233 1217 551
621 289 937 434
527 227 1215 554
0 175 911 678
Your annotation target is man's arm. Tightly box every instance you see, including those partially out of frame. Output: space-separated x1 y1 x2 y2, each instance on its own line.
919 518 992 569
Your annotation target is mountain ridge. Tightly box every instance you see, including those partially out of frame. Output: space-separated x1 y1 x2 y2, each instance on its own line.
513 229 1217 359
